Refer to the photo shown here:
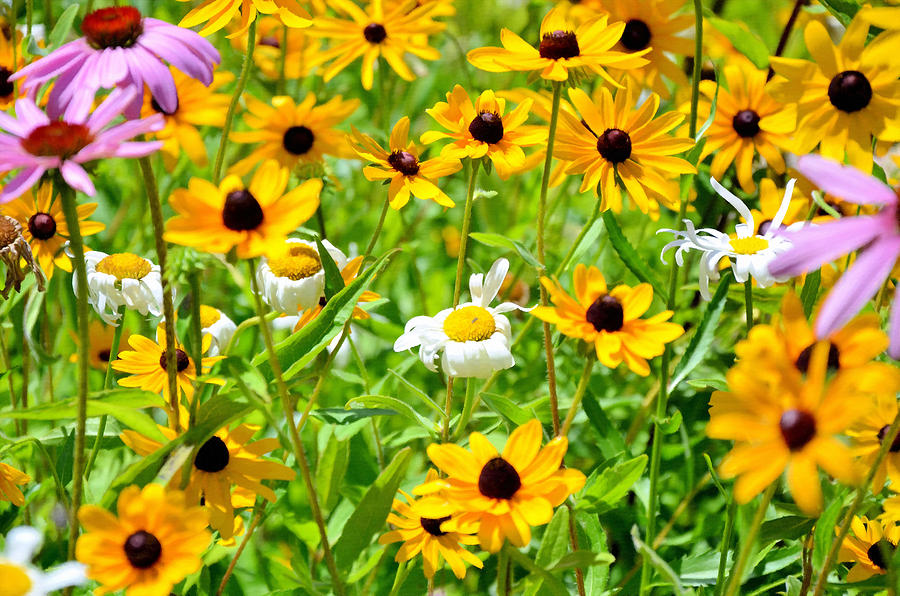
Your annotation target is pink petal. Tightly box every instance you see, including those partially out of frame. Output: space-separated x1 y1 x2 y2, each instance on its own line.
769 215 889 277
798 154 897 206
60 161 96 196
890 285 900 360
0 166 46 201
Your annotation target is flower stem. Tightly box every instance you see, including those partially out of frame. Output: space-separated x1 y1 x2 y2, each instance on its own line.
497 545 510 595
725 483 776 596
453 377 477 440
744 280 753 331
388 559 411 596
451 159 479 306
213 19 257 183
364 195 391 263
556 196 602 277
188 270 203 426
247 259 345 596
768 0 806 80
58 182 88 559
715 499 737 596
216 501 267 596
560 356 594 437
85 305 127 479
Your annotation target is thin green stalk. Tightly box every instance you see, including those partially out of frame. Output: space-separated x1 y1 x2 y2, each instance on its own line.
0 329 20 437
557 196 602 277
744 280 753 331
85 305 127 478
212 19 257 183
25 0 32 37
188 270 203 427
451 160 479 306
715 500 737 596
296 324 350 432
276 24 288 96
453 378 477 440
725 483 776 596
497 546 510 596
216 501 267 596
388 560 411 596
560 356 594 437
58 182 89 559
248 260 345 596
364 195 391 262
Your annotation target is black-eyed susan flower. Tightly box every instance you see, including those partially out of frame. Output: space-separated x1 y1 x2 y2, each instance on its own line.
769 16 900 172
414 419 586 553
0 462 29 506
1 183 104 280
421 86 546 180
848 395 900 492
379 471 483 579
697 58 796 192
293 255 381 332
69 321 132 371
307 0 445 90
0 526 86 595
80 251 162 326
0 215 45 298
467 6 648 84
112 326 223 405
257 238 347 314
121 424 295 540
838 516 900 582
177 0 311 37
531 264 683 376
350 117 462 209
76 484 210 596
165 160 322 259
229 94 360 176
746 178 807 236
229 16 324 80
0 27 25 110
199 305 237 356
555 85 694 214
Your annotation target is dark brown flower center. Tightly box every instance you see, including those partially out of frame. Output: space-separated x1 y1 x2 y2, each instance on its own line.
585 294 624 332
21 122 94 159
596 128 632 164
0 66 14 98
468 112 504 144
158 348 190 373
478 457 521 500
621 19 651 51
319 295 328 307
259 35 280 48
81 6 143 49
828 70 872 113
363 23 387 44
779 409 816 451
539 30 580 60
124 530 162 569
222 189 264 231
757 219 774 236
97 349 111 362
867 540 894 570
28 212 56 240
732 109 761 138
877 425 900 453
150 96 178 116
387 150 420 176
194 436 230 473
282 125 315 155
794 342 840 374
420 515 451 536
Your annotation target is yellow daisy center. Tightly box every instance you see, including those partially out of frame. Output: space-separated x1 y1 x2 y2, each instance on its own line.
96 253 151 280
0 561 32 596
443 305 495 342
729 236 769 255
199 305 222 329
268 244 322 280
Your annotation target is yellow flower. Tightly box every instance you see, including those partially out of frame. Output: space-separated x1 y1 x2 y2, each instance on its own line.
68 320 132 371
0 462 29 507
230 93 359 176
0 26 25 109
140 68 233 169
350 117 462 209
307 0 445 90
555 85 694 214
696 58 796 192
467 6 648 84
1 183 104 280
848 395 900 492
769 15 900 172
165 160 322 259
293 255 381 331
531 264 683 376
837 516 900 582
177 0 311 37
746 179 807 236
121 424 295 540
414 419 586 553
76 484 210 596
229 16 324 80
421 86 546 180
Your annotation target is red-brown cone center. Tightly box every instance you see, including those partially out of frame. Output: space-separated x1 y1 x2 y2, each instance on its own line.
21 122 94 159
81 6 143 49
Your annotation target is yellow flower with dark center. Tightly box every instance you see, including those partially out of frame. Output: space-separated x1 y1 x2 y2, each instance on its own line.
229 16 324 80
421 86 546 180
165 160 322 259
555 85 694 214
76 484 210 596
746 178 807 236
848 395 900 492
293 255 381 331
0 462 29 506
414 419 585 553
350 117 462 209
0 27 25 110
837 516 900 582
467 6 649 84
1 183 104 279
177 0 311 37
230 93 359 176
121 424 295 540
531 264 683 376
769 16 900 172
307 0 445 90
69 320 132 371
697 58 796 192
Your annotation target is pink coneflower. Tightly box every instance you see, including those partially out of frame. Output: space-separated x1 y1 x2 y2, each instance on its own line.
0 87 163 200
10 6 220 119
769 154 900 358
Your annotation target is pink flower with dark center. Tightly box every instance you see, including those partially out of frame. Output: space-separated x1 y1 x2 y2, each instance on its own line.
10 6 220 120
0 86 164 200
769 154 900 358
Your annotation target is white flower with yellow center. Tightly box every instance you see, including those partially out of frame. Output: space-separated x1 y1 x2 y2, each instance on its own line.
256 239 347 314
659 177 797 300
77 251 165 325
199 305 237 356
0 526 86 596
394 258 524 378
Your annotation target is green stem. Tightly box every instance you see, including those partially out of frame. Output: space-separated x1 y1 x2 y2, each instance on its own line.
212 19 257 183
451 160 479 306
25 0 32 37
85 306 126 479
560 356 594 437
744 280 753 331
556 196 602 277
715 500 737 596
388 559 411 596
276 24 288 96
453 377 477 440
497 546 510 596
725 484 776 596
364 195 391 263
188 270 203 427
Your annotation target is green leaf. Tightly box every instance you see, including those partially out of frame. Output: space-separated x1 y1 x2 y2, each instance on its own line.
582 393 627 461
48 5 80 51
310 407 398 425
347 395 438 432
631 526 686 595
565 213 604 274
548 551 614 571
759 516 816 544
800 270 821 318
481 393 535 427
707 16 770 69
524 508 571 596
469 232 541 268
386 370 444 415
577 454 648 514
655 410 682 436
333 447 412 568
577 511 611 594
601 211 667 301
317 432 349 510
813 492 846 569
696 71 719 141
316 237 345 300
817 0 860 25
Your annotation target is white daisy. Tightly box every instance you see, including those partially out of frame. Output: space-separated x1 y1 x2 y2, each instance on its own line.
1 526 86 595
199 305 237 356
256 239 347 314
76 251 165 325
394 258 525 379
659 177 797 299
